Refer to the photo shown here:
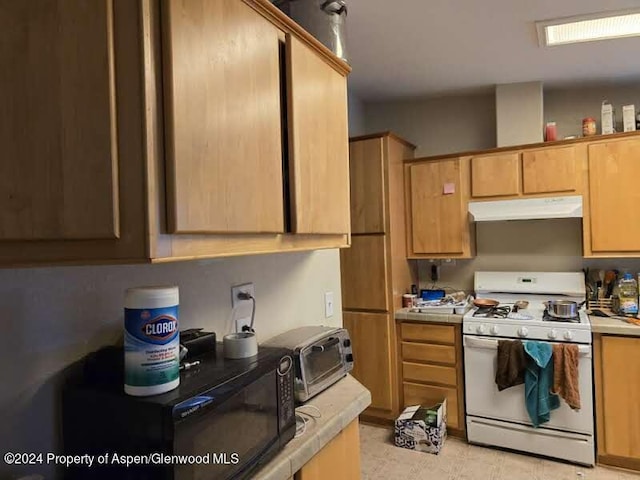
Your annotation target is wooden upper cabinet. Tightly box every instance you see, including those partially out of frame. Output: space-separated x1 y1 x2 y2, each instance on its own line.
471 153 521 198
522 146 577 194
409 160 465 255
349 139 385 234
286 34 350 235
0 0 119 241
340 235 389 311
588 138 640 253
161 0 285 234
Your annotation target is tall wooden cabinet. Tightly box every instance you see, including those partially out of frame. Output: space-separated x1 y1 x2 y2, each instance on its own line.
594 334 640 471
0 0 351 266
340 133 417 421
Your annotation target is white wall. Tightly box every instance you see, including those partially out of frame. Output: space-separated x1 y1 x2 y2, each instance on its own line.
363 82 640 157
545 82 640 139
362 81 640 292
364 92 497 157
348 88 367 136
0 249 342 479
417 220 640 291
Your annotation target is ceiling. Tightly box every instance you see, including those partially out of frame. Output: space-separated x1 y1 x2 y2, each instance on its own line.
346 0 640 101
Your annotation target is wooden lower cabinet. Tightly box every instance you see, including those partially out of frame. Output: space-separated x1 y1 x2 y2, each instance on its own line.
343 312 396 415
295 420 361 480
594 334 640 471
399 322 465 437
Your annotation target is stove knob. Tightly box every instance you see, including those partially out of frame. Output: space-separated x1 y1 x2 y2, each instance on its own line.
517 327 529 337
476 324 486 335
564 330 573 341
548 329 558 340
490 326 500 335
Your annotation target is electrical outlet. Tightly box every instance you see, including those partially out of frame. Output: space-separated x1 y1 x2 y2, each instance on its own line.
231 283 255 332
325 292 334 318
231 283 255 308
235 317 251 333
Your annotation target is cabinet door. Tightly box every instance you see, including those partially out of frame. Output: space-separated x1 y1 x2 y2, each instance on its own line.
286 34 350 235
340 235 389 311
589 139 640 252
600 336 640 459
471 153 520 198
403 382 460 430
343 312 393 411
295 420 361 480
0 0 119 241
522 147 577 194
349 139 385 234
162 0 284 234
409 160 464 255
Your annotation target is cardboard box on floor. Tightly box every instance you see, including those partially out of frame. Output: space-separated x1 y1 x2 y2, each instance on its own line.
394 399 447 454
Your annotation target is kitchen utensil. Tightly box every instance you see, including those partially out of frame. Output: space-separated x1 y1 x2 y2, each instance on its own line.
513 300 529 311
473 298 499 308
604 270 617 298
544 300 586 319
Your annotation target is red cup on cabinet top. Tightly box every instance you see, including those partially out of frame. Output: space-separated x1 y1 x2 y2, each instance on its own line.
545 122 557 142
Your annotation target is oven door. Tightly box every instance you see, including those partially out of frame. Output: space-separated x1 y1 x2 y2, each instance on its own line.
299 334 346 398
463 335 594 435
173 370 279 480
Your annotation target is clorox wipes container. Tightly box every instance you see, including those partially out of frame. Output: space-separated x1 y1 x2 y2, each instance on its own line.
124 286 180 396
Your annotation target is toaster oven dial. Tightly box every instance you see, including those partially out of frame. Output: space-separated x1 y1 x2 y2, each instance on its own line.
346 353 354 363
343 339 351 348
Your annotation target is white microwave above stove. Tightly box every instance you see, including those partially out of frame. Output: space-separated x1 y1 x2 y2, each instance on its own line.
263 326 354 402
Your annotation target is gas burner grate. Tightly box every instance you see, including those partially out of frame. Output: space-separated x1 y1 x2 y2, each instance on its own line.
473 306 511 318
542 309 580 323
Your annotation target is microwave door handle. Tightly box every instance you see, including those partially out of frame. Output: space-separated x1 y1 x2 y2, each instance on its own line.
311 337 340 352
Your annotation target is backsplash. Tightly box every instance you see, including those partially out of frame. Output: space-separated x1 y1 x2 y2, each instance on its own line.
416 219 640 293
0 250 342 480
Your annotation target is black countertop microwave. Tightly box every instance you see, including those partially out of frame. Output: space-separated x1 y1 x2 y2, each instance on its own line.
63 345 296 480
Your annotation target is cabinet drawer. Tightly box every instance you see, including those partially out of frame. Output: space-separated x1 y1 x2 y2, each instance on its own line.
401 342 456 365
400 323 455 344
403 382 459 430
403 362 457 386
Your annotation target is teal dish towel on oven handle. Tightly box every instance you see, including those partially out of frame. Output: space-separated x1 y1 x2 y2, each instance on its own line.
523 341 560 427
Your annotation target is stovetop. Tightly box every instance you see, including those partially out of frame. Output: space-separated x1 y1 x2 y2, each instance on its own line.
542 309 580 323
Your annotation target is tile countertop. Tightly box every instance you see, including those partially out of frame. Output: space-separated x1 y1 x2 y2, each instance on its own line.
395 308 463 324
252 374 371 480
589 314 640 336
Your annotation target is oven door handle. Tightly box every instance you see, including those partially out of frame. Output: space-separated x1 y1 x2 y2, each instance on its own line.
311 336 340 352
464 336 499 350
463 336 592 356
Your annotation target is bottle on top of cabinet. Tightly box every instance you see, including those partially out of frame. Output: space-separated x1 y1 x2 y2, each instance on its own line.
617 273 638 316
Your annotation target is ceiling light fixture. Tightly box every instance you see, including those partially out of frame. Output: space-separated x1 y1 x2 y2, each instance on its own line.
536 9 640 47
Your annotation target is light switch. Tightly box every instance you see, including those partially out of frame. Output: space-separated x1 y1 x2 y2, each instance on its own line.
325 292 334 318
443 183 455 195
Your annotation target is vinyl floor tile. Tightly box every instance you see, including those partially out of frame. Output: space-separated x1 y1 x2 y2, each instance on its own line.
359 424 640 480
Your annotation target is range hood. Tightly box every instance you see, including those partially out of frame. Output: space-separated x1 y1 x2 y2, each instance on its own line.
468 195 583 222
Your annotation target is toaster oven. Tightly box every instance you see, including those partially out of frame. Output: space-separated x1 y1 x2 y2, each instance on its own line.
263 326 353 402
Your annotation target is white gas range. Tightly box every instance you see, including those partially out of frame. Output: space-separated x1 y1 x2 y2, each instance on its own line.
463 271 594 466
